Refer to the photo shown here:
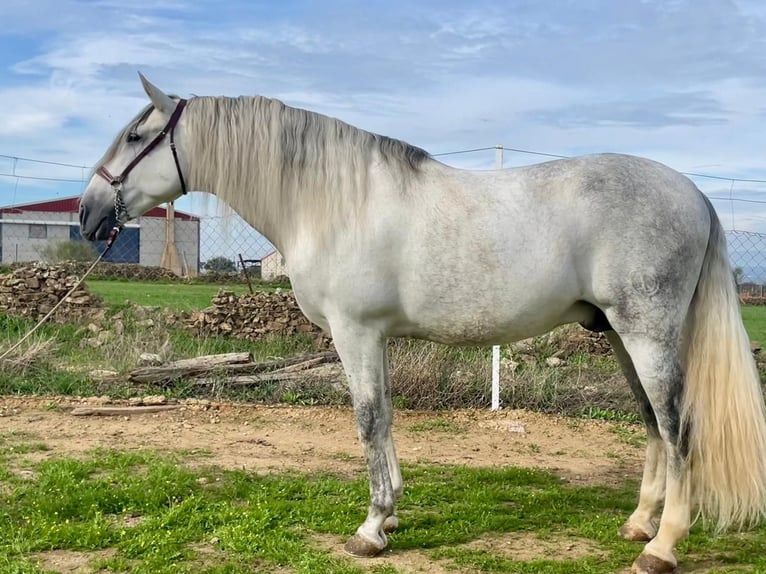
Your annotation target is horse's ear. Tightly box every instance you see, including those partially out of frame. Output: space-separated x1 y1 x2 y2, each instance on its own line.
138 71 175 115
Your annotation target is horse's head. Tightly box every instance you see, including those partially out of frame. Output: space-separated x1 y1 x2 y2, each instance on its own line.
79 73 189 241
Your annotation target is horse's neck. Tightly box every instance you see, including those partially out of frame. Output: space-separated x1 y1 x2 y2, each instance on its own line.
204 162 357 261
213 186 292 257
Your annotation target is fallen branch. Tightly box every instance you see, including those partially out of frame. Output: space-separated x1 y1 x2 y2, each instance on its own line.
70 405 182 416
192 372 307 387
128 351 338 384
191 357 342 388
128 351 254 383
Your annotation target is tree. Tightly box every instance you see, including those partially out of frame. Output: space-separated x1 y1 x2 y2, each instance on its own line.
733 266 744 287
203 256 236 273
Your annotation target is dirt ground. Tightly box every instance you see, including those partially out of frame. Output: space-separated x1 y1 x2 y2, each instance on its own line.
0 395 645 485
2 395 647 574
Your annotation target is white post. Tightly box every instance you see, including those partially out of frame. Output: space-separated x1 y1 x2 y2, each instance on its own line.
491 145 503 410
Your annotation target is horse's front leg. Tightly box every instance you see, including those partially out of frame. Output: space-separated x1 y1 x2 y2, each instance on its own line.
331 322 397 557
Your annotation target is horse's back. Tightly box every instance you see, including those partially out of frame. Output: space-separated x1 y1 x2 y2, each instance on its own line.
385 153 711 342
295 152 711 345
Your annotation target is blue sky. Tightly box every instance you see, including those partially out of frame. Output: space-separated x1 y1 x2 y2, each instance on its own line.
2 0 766 239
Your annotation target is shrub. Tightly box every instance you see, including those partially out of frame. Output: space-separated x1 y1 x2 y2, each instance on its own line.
41 240 98 263
203 256 236 273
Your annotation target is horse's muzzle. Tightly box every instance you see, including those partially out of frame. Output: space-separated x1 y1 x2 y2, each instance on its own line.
79 201 118 241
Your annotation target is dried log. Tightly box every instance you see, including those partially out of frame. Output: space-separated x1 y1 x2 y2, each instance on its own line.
192 372 308 387
70 405 182 416
128 351 338 384
191 353 342 387
129 352 253 383
276 355 330 373
218 351 339 375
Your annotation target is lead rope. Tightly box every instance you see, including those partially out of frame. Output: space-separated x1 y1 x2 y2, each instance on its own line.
0 226 121 362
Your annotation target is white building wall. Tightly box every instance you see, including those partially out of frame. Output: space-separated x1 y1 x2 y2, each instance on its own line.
0 212 74 264
0 210 199 272
137 217 199 273
261 251 288 280
175 220 200 275
137 217 165 267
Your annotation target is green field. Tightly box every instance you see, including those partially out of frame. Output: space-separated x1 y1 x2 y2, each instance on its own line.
87 279 766 337
0 439 763 574
87 280 268 311
85 279 766 347
741 305 766 346
0 287 765 572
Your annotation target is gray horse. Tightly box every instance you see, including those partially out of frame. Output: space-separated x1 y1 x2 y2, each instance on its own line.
78 74 766 573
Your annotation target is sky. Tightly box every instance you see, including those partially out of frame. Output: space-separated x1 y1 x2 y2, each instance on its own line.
1 0 766 269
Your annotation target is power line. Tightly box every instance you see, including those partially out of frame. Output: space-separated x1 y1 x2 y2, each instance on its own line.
0 172 85 183
3 147 766 188
432 146 496 157
682 172 766 184
0 154 90 170
434 145 766 185
501 146 569 159
708 196 766 205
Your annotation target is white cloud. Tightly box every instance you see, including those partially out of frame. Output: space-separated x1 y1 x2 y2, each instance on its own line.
1 0 766 239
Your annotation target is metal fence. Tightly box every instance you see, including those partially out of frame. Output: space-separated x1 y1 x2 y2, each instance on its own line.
2 149 766 285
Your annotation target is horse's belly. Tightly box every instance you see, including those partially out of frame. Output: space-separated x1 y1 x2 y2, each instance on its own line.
392 288 586 346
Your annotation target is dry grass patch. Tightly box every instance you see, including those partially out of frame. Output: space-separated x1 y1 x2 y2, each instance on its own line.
27 548 117 573
462 531 608 562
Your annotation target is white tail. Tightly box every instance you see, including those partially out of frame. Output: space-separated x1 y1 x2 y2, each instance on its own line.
681 201 766 531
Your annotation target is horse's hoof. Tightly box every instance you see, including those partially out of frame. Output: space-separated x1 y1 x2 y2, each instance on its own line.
631 552 676 574
343 533 386 558
619 522 654 542
382 515 399 533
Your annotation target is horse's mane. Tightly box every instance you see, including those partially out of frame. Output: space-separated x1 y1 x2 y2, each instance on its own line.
183 95 431 242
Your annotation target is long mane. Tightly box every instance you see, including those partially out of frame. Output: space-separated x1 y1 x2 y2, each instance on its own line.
183 95 432 242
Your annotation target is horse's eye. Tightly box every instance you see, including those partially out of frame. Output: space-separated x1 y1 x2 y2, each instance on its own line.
126 131 142 143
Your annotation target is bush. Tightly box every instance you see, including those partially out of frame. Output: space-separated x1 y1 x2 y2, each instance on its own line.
41 240 98 263
203 256 236 273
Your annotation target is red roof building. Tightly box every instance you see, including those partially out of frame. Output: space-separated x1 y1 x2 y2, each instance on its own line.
0 195 200 274
0 196 199 221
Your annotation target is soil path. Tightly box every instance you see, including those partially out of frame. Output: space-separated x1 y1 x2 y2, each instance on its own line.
1 395 644 485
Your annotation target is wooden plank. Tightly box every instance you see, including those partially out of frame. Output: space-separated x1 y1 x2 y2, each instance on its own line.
71 405 182 416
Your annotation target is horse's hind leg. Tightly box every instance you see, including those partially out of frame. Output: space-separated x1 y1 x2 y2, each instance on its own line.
607 324 690 574
605 331 666 542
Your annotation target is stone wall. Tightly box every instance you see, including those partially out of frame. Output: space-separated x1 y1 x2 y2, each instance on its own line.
0 265 647 363
0 264 103 322
166 290 331 346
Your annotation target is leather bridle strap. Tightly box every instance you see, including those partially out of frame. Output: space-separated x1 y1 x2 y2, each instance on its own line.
96 98 189 196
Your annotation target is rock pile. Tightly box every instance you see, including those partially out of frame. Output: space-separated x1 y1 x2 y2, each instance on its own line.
66 261 181 282
168 290 331 346
550 327 613 357
3 261 183 282
0 264 103 322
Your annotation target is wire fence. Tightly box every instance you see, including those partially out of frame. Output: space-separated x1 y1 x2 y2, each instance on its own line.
2 148 766 286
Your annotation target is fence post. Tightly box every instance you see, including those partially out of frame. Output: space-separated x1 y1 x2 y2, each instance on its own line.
491 145 503 411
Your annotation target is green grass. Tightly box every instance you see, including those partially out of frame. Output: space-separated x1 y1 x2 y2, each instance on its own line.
407 418 466 434
0 444 763 573
87 280 257 311
0 312 321 400
741 304 766 346
0 288 765 417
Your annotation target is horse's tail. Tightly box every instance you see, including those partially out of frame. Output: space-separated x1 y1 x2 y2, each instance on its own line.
681 194 766 532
